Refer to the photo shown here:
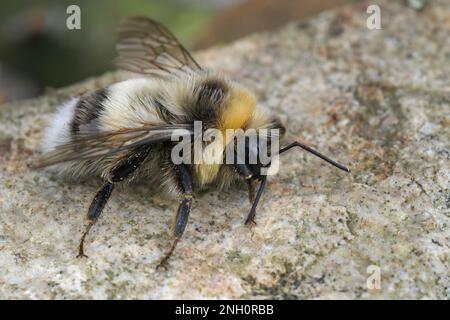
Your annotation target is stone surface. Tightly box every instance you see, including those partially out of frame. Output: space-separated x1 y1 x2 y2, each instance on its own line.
0 0 449 299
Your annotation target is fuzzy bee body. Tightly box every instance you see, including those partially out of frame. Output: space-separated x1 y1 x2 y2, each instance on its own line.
43 73 280 194
37 17 349 268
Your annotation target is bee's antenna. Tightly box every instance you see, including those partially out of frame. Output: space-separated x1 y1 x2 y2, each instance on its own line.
279 141 350 173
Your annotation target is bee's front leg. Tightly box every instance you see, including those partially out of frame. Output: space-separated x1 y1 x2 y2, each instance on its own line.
232 154 256 205
244 176 267 226
232 159 264 224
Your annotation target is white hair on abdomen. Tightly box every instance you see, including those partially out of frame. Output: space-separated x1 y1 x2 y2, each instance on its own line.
42 98 78 152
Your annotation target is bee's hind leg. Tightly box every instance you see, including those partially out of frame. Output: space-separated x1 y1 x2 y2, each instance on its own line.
77 147 150 258
157 164 193 270
77 182 114 258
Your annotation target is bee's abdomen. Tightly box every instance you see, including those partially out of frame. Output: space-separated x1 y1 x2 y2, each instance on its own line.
71 88 109 137
98 78 175 132
42 98 79 153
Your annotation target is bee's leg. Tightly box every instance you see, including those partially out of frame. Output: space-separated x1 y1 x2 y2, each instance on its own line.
236 164 255 204
77 182 114 258
245 176 267 226
157 164 193 270
246 179 255 204
155 197 192 270
234 163 252 180
77 147 150 258
233 154 254 203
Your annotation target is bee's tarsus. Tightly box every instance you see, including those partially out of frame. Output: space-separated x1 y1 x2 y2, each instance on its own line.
77 223 92 259
76 252 89 259
245 217 257 226
77 220 94 259
279 141 350 173
245 176 267 225
156 238 180 270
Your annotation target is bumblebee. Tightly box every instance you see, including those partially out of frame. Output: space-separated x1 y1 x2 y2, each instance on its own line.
37 17 349 268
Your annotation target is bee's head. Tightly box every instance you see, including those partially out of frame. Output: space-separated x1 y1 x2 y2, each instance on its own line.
193 77 256 135
230 128 283 179
192 75 288 179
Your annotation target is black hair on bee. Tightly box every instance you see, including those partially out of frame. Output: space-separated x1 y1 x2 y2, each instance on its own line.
36 16 349 269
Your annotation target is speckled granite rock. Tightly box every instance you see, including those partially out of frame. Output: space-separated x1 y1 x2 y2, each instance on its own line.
0 0 448 299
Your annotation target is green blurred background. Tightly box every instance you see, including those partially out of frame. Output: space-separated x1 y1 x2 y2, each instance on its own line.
0 0 361 104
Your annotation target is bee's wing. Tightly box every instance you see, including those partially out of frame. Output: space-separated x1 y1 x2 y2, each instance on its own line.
114 16 202 78
35 124 193 168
